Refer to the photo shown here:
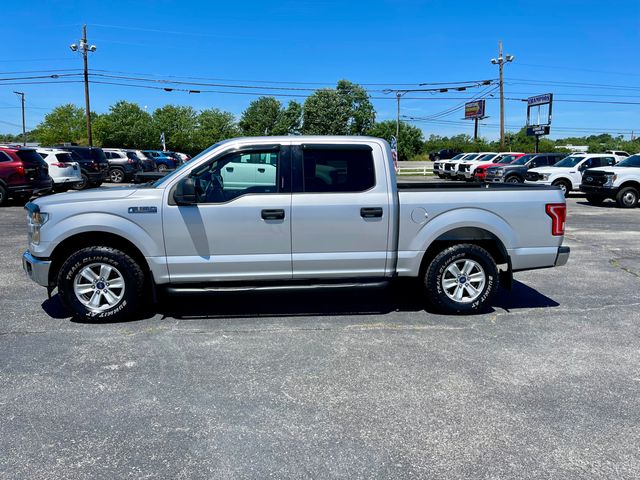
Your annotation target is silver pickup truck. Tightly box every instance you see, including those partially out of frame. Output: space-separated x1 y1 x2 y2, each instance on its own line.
22 136 569 320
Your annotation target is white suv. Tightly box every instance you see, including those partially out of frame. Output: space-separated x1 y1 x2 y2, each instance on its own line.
525 153 617 197
36 148 82 192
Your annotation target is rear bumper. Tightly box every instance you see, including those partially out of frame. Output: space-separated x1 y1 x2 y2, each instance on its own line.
555 246 570 267
22 250 51 287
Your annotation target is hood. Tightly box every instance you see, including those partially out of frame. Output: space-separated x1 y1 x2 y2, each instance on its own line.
587 166 640 174
34 186 138 209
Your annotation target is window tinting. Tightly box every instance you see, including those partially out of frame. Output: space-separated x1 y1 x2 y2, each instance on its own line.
55 153 73 162
302 148 375 193
0 151 11 162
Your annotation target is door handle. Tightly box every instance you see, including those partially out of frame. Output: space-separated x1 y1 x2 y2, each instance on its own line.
360 207 383 218
226 166 234 172
261 209 285 220
257 168 265 173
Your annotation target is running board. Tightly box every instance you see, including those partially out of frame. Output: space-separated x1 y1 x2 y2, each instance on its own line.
165 280 390 295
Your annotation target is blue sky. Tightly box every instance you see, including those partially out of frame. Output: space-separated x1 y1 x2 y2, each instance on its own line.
1 0 639 141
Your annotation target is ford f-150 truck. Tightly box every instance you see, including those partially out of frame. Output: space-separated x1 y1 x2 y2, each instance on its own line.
22 136 570 321
580 153 640 207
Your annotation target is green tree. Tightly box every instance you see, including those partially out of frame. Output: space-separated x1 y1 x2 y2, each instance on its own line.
152 105 198 153
93 101 156 149
302 80 375 135
32 104 88 145
195 108 239 151
369 120 425 161
239 97 302 136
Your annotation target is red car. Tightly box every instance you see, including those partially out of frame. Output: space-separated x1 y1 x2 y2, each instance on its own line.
0 145 52 205
473 153 526 182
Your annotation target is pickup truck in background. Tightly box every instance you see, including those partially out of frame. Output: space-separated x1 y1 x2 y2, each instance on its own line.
580 154 640 208
22 136 570 321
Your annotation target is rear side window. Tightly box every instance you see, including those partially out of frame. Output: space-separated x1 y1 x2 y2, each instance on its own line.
0 151 12 162
302 148 375 193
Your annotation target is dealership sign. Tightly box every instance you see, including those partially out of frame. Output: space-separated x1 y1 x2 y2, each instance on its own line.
527 93 552 106
464 99 486 119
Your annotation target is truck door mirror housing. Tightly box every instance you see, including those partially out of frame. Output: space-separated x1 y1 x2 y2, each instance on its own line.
174 176 196 205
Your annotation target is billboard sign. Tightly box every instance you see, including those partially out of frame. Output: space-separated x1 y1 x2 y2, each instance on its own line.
527 93 552 107
464 99 486 119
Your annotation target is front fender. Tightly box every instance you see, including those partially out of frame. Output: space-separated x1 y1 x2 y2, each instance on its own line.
34 212 164 258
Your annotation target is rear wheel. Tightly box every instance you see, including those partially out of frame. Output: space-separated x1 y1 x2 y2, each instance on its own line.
616 186 639 208
109 168 125 183
585 194 605 205
0 184 7 206
72 173 89 190
424 244 499 314
57 246 145 322
552 179 571 197
157 164 168 173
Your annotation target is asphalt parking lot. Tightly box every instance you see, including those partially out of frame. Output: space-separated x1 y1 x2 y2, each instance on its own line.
1 189 639 479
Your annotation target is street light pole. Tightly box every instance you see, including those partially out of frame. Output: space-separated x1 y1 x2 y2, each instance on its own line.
70 25 97 146
13 91 26 145
491 41 514 150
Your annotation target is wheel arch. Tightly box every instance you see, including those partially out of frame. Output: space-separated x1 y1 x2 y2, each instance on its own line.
619 180 640 192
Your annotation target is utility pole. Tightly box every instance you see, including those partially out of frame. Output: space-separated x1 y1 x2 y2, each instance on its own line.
70 25 97 146
13 91 26 145
396 92 401 138
491 41 514 150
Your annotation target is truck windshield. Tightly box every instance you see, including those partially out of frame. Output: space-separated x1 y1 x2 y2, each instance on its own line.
553 156 585 168
615 154 640 167
463 154 479 160
476 154 496 162
510 154 535 166
450 154 464 160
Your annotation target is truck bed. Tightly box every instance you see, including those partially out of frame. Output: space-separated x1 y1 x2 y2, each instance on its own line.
397 181 559 192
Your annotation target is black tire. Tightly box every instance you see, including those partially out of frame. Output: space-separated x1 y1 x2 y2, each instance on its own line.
424 244 499 314
157 164 168 173
615 186 639 208
585 194 605 205
109 168 125 183
72 173 90 190
0 184 7 206
552 179 571 198
505 175 521 184
57 246 145 322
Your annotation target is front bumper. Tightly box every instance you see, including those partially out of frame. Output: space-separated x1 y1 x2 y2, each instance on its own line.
579 185 617 198
484 175 504 183
22 250 51 287
555 246 570 267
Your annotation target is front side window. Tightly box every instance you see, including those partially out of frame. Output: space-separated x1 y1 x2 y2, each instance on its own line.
553 156 585 168
302 148 375 193
192 149 279 203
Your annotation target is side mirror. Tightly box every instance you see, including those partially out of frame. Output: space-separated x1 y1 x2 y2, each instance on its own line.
174 176 196 205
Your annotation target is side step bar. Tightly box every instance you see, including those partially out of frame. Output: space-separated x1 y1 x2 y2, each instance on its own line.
165 280 391 295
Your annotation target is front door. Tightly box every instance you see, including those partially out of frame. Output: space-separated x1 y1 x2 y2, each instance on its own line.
163 145 292 283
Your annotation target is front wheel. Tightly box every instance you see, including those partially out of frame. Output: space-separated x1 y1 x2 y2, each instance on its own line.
157 164 168 173
552 179 571 198
57 246 145 322
505 175 521 184
424 244 499 314
616 186 639 208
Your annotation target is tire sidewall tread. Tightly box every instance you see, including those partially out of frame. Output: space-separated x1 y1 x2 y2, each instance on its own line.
425 244 499 314
57 246 145 322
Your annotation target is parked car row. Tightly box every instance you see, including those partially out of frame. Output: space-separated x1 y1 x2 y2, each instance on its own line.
0 143 191 205
434 149 638 208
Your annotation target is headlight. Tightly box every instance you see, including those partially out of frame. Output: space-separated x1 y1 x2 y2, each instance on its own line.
542 173 551 181
25 204 48 245
604 174 617 187
492 168 505 176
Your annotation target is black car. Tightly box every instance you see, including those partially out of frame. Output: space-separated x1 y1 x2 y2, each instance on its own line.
429 148 461 161
54 145 109 189
485 153 567 183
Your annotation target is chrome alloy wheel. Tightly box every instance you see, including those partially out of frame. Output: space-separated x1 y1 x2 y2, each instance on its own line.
622 190 637 207
441 259 486 303
73 263 125 311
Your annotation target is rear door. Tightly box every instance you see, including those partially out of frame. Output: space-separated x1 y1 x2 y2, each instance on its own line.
290 144 391 279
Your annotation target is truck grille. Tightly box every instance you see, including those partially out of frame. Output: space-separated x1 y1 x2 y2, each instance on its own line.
444 164 453 171
582 171 609 186
525 172 542 181
459 164 470 172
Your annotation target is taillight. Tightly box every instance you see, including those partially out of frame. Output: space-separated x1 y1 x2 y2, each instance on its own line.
127 159 135 164
51 162 66 167
546 203 566 236
16 165 25 176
